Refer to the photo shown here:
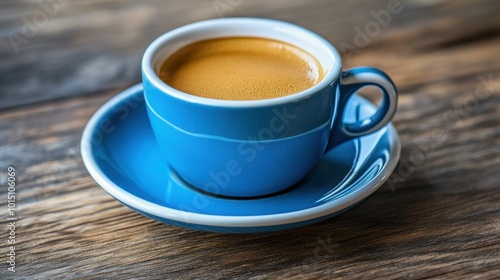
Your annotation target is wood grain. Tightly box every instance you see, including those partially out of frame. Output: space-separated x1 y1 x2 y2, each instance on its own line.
1 0 500 279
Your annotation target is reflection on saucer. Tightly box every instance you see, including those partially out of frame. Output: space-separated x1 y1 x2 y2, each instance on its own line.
82 84 400 233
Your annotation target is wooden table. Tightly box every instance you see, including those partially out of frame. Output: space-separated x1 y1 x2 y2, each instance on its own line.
1 0 499 279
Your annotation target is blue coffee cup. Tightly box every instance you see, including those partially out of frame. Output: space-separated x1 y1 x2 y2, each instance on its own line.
142 18 398 198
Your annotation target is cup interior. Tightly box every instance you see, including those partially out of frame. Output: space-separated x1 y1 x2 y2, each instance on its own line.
142 18 342 106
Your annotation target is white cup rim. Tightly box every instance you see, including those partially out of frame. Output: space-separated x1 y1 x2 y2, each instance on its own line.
142 17 342 108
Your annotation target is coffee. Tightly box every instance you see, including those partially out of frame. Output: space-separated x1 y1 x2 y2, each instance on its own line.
158 37 323 100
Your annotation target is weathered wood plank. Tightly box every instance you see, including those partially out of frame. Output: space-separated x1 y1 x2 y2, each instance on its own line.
0 73 498 279
0 0 499 279
2 0 499 109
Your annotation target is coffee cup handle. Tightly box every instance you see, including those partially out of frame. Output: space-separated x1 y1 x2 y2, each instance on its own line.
325 67 398 151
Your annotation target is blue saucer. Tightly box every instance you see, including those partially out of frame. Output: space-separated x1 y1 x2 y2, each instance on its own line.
81 84 400 233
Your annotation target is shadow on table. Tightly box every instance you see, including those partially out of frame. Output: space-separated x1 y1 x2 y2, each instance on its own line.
162 173 445 272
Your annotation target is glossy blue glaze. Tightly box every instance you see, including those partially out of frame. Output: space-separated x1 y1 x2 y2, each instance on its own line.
81 85 400 233
327 67 398 149
143 76 335 140
143 67 397 197
143 74 337 197
145 101 330 198
140 19 398 197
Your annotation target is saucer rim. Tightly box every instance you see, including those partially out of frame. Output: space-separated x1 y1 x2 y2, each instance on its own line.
81 83 401 228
